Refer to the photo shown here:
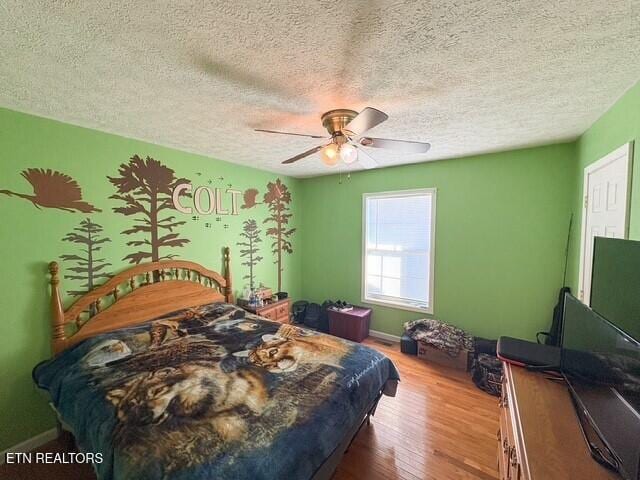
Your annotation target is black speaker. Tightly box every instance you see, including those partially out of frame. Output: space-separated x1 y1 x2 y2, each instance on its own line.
400 334 417 355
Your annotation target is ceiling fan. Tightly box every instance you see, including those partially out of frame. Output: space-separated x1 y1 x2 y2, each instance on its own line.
255 107 431 169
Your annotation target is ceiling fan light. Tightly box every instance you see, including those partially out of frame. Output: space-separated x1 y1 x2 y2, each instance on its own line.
339 143 358 164
320 143 340 166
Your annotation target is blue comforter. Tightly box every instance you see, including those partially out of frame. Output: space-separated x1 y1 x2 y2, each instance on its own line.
33 303 399 480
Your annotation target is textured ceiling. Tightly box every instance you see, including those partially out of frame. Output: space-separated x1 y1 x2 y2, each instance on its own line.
1 1 639 177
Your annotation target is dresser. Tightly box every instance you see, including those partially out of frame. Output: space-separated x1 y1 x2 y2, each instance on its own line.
498 362 616 480
239 298 290 323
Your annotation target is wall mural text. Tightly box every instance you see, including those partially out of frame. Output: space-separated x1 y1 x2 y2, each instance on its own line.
172 184 242 215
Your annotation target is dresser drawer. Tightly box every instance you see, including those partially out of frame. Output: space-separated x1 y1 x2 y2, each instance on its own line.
252 299 290 323
275 302 289 322
260 306 277 321
499 371 522 480
498 406 511 479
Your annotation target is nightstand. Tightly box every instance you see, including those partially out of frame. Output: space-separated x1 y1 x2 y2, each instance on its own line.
238 298 291 323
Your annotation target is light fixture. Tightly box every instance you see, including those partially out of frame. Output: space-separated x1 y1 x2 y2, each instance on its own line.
339 143 358 164
320 143 339 166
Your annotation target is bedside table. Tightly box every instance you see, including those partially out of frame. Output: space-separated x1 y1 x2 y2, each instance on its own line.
238 298 291 323
327 307 371 342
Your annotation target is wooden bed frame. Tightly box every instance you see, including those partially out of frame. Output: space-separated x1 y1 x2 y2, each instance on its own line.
48 248 234 354
44 246 386 480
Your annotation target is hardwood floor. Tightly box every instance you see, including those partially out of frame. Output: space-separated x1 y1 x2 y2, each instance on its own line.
0 338 499 480
335 339 499 480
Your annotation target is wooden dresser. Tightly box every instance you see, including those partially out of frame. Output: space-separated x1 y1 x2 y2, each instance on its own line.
239 298 290 323
498 362 616 480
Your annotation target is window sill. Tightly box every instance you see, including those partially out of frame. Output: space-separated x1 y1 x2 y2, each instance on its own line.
362 297 433 315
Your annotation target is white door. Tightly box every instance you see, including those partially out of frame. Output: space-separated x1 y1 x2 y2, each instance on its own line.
579 142 633 304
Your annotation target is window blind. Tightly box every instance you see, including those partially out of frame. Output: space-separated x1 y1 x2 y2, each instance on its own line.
363 190 435 312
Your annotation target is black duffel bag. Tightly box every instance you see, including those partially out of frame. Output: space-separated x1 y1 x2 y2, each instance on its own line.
291 301 309 324
303 303 322 330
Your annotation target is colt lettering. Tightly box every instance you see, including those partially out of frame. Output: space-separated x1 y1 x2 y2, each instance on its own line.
172 184 241 215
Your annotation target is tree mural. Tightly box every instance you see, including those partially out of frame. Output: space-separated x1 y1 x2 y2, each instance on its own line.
237 219 263 290
263 179 295 292
241 188 260 209
108 155 190 264
0 168 100 213
61 218 112 296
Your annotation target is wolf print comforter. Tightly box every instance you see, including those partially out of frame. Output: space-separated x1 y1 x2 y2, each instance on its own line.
33 303 399 480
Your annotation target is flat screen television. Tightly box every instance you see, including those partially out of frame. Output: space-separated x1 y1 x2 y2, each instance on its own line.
591 237 640 341
561 294 640 479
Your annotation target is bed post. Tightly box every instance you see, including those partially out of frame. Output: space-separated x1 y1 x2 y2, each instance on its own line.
49 261 65 354
223 247 234 304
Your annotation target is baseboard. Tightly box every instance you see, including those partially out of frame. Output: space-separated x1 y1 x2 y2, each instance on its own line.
0 428 58 465
369 329 401 343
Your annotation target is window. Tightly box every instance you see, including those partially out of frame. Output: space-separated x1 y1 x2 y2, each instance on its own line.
362 189 436 313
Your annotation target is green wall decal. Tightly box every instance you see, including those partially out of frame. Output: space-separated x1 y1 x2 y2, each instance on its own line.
263 179 295 292
109 155 190 263
237 219 264 290
0 168 100 213
60 218 112 296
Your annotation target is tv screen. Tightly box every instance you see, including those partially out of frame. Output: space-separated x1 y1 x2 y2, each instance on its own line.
562 294 640 480
591 237 640 341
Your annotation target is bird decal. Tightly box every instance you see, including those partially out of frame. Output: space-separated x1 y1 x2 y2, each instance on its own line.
241 188 261 209
0 168 101 213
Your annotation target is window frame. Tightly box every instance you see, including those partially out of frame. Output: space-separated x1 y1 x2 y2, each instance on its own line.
361 188 437 314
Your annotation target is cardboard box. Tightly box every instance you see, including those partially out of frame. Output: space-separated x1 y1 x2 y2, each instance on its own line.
417 342 470 371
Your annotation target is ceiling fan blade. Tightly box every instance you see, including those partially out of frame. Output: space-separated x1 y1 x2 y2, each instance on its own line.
359 137 431 154
282 145 326 164
343 107 388 136
255 129 327 139
354 145 378 169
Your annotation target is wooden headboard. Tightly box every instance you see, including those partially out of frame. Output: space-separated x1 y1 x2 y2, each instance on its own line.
48 247 234 354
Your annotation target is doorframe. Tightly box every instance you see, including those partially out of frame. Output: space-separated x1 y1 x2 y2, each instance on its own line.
578 141 634 303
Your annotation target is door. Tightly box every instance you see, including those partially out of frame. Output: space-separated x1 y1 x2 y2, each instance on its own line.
579 142 633 304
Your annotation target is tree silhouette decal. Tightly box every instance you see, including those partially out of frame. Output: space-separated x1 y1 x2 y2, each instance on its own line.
237 219 263 290
108 155 190 264
61 218 112 296
0 168 100 213
263 179 295 292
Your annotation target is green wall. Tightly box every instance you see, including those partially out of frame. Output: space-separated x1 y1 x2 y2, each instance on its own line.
0 107 301 450
567 80 640 292
299 143 577 339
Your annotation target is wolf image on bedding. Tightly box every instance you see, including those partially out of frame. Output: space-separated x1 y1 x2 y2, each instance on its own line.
235 324 350 373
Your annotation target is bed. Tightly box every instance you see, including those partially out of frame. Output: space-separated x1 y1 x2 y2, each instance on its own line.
33 248 399 480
